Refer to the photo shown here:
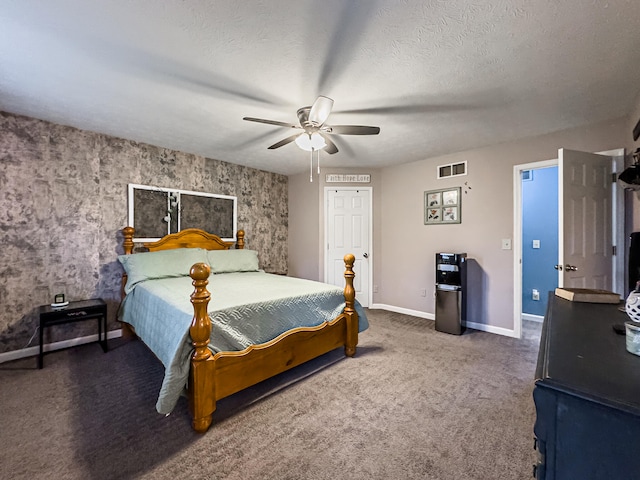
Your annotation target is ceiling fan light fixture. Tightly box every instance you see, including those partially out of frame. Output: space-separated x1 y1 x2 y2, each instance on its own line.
308 96 334 126
295 132 326 151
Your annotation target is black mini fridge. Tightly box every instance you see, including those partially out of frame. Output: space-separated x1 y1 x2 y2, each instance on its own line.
435 253 467 335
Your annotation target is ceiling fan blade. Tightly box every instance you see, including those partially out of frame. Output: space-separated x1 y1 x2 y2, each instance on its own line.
308 96 334 126
243 117 300 129
323 136 339 154
323 125 380 135
268 134 300 150
336 103 480 115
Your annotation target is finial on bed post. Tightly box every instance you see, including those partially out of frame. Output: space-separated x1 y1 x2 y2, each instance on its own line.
189 262 215 433
122 226 135 254
236 230 245 249
343 254 358 357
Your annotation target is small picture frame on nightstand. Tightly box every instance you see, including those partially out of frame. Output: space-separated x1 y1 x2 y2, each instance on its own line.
51 293 68 309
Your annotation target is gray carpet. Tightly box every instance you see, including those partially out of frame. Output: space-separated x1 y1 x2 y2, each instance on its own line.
0 310 541 480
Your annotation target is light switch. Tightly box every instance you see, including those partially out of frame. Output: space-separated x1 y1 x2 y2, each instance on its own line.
501 238 512 250
533 240 540 249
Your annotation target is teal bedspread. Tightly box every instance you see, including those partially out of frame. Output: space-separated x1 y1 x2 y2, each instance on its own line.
119 272 368 414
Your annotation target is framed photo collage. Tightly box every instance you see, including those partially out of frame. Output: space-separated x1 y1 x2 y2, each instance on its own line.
424 187 461 225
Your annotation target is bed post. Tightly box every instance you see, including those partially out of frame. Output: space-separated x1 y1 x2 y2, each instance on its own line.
121 227 135 297
122 226 135 254
119 227 136 338
236 229 245 249
343 254 358 357
188 262 216 433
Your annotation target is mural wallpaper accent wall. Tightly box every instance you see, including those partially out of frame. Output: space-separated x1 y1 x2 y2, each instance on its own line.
0 111 288 354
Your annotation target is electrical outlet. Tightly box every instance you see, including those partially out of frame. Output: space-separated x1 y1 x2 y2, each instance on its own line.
373 284 378 293
532 289 540 301
532 239 540 249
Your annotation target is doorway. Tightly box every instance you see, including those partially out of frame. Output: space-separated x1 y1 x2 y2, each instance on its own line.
513 148 625 338
324 187 372 307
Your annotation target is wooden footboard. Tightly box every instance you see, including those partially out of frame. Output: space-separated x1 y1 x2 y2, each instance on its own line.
188 254 359 433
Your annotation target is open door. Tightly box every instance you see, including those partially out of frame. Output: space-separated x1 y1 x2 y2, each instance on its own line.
558 148 613 289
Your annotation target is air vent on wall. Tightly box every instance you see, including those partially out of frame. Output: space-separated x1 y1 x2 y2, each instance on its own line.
437 161 467 179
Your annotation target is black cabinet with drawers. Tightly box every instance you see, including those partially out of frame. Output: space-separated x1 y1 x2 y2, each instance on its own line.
533 295 640 479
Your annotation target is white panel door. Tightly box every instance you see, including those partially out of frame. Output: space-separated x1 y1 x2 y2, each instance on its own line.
326 188 371 307
558 148 612 289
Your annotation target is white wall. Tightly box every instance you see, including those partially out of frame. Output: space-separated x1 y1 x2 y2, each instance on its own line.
289 116 628 334
288 172 321 280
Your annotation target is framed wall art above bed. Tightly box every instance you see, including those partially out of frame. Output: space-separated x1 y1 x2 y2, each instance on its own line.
424 187 461 225
128 184 237 242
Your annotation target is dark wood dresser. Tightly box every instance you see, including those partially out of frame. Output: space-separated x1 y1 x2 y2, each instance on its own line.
533 295 640 479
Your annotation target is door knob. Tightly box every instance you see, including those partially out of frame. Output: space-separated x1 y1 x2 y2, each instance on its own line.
554 264 563 271
564 264 578 272
363 253 369 258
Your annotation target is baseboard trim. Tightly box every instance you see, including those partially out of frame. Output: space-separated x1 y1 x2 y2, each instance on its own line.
1 304 520 364
369 304 518 338
521 313 544 323
370 303 434 320
465 321 518 338
0 329 123 365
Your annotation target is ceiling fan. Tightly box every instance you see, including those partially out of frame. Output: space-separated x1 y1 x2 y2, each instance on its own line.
242 96 380 155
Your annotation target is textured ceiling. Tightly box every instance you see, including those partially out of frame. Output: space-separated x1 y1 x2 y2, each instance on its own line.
1 1 640 175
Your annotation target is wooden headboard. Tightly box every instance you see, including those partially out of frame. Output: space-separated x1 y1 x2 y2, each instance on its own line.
121 227 245 254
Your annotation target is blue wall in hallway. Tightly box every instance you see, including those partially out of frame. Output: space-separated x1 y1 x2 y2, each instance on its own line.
522 166 558 316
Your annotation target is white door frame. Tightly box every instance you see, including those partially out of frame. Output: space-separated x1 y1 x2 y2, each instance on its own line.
512 148 624 338
513 159 558 339
602 148 626 299
324 186 373 307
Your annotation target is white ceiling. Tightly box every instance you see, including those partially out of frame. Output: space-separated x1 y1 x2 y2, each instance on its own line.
1 1 640 175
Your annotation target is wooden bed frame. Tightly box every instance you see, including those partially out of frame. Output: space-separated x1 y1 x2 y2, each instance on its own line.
120 226 359 433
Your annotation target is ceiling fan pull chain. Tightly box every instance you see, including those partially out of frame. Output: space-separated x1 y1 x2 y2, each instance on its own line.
317 149 321 174
310 149 314 182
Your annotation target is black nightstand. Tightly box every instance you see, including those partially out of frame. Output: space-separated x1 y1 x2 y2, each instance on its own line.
38 298 108 369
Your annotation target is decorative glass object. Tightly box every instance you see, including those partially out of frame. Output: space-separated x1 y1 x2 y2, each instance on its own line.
625 282 640 322
625 321 640 356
